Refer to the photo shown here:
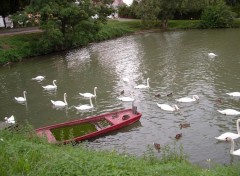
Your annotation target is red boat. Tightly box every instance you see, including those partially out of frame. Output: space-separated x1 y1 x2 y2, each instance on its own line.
36 107 141 144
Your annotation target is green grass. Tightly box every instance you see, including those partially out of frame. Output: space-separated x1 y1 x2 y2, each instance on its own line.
1 125 240 176
168 20 201 29
0 33 42 64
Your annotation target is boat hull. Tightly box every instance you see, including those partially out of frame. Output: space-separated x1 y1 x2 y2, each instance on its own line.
36 108 142 144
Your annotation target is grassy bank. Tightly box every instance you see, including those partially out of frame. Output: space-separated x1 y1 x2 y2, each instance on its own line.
0 20 144 65
0 126 240 176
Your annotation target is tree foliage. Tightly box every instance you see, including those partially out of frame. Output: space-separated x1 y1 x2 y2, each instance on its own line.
25 0 114 51
200 0 235 28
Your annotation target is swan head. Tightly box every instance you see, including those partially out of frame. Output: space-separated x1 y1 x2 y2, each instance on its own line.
225 137 232 142
173 104 180 111
193 95 199 100
24 91 27 94
94 87 97 90
4 117 8 120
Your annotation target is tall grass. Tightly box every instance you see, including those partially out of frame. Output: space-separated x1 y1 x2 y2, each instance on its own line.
0 124 240 176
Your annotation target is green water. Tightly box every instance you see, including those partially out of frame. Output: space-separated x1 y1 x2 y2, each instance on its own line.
51 123 97 141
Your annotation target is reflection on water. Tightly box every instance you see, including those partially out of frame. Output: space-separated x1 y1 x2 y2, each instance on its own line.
1 29 240 166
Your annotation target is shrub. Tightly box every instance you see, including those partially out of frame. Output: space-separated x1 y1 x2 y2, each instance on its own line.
200 1 235 28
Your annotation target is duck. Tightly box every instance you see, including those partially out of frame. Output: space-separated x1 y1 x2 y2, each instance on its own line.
118 93 134 102
208 53 217 58
120 90 124 95
14 91 27 102
216 98 222 104
153 143 161 153
179 123 190 129
74 97 93 111
155 93 161 98
4 115 15 124
32 76 45 81
215 119 240 141
51 93 68 107
134 78 150 89
175 133 182 139
42 80 57 90
79 87 97 98
167 92 173 97
225 137 240 156
176 95 199 103
226 92 240 97
217 109 240 116
156 103 179 111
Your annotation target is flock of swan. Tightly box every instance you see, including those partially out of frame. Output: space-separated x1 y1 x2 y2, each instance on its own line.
3 52 240 156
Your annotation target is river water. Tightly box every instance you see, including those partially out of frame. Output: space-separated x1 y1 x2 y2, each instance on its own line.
1 29 240 166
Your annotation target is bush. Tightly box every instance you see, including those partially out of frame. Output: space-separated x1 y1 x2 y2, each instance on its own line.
200 1 235 28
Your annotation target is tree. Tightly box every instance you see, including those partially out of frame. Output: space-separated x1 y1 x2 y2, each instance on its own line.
134 0 161 28
26 0 114 51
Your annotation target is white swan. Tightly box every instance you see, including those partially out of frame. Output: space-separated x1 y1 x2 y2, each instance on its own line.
157 103 180 111
226 92 240 97
4 115 15 124
79 87 97 98
225 137 240 156
208 53 217 58
14 91 27 102
215 119 240 141
135 78 150 89
51 93 68 107
123 77 130 83
42 80 57 90
176 95 199 103
32 76 45 81
217 109 240 116
118 93 134 102
74 97 93 110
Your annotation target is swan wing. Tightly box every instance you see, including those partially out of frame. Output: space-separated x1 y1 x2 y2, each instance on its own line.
75 105 92 110
226 92 240 97
176 97 194 102
232 149 240 156
215 132 239 141
42 85 56 90
157 104 174 111
51 100 66 106
218 109 240 115
134 85 148 89
15 97 25 102
118 96 134 102
32 76 45 81
6 115 15 124
79 93 94 98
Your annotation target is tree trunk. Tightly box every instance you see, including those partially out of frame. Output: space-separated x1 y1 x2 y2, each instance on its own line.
2 16 6 28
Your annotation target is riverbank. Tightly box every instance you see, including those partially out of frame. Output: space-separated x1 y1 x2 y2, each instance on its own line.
0 126 239 175
1 19 240 65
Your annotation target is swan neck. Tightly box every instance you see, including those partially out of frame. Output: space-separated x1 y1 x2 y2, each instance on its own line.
53 81 56 86
89 97 93 107
23 91 26 100
237 119 240 135
230 138 235 154
94 88 97 96
147 79 149 87
64 94 67 105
